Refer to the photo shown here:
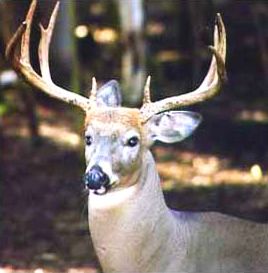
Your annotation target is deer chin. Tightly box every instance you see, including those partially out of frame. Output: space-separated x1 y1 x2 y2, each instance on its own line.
92 178 118 195
89 183 139 209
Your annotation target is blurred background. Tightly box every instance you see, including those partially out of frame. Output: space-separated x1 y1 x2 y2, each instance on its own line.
0 0 268 272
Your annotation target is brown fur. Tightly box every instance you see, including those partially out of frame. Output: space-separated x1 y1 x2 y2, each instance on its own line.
85 107 142 129
84 107 149 146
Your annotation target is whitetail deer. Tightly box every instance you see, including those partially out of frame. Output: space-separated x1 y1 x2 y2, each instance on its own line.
6 1 268 273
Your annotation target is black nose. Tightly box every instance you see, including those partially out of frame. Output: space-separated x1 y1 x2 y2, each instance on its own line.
84 165 110 190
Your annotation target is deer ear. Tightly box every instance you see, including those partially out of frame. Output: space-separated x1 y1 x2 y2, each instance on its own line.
146 111 202 144
97 80 122 107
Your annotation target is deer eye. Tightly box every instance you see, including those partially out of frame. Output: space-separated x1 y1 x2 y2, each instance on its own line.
85 135 93 146
127 136 139 147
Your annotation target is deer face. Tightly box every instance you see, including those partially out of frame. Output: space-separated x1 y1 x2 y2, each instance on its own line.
84 107 145 194
83 81 201 195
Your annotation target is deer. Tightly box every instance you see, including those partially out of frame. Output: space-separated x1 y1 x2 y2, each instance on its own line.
6 1 268 273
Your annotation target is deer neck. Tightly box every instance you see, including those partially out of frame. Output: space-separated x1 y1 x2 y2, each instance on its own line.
88 151 178 272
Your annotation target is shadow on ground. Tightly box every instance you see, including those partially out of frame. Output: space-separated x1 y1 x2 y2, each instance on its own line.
1 136 99 271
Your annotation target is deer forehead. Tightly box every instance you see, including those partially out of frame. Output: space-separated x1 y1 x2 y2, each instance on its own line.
85 107 144 136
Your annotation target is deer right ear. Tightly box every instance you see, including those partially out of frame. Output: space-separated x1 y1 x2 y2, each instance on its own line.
97 80 122 107
145 111 202 145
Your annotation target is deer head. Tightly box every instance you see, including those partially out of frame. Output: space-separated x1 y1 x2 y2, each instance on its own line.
6 0 226 195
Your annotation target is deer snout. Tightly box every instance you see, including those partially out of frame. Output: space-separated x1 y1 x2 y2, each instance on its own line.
84 165 110 194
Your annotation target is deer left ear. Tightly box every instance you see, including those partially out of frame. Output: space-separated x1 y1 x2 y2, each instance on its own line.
97 80 122 107
145 111 202 144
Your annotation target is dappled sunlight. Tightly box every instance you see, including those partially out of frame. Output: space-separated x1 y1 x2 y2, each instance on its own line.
74 24 118 44
0 267 98 273
155 147 268 189
92 28 118 44
156 50 182 63
39 123 81 148
250 164 263 181
74 25 89 38
146 21 165 36
5 121 82 148
235 109 268 123
192 156 221 175
4 106 83 148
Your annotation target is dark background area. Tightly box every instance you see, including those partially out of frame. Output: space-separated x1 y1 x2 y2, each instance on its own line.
0 1 268 272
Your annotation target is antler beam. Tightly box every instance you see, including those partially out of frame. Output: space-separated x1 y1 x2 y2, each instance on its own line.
140 14 227 122
6 0 92 111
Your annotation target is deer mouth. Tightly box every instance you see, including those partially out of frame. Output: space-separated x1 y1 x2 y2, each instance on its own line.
93 185 109 195
93 179 120 195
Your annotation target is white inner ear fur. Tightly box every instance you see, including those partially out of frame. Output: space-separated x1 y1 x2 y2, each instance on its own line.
146 111 202 144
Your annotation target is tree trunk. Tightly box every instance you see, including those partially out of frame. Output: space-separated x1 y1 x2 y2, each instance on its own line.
187 1 206 86
51 0 81 93
251 3 268 84
117 0 146 106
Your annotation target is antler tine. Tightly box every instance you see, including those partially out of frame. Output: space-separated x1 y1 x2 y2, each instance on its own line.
143 76 151 104
20 0 37 65
89 77 98 102
140 14 227 122
5 22 26 67
5 0 91 111
39 1 59 83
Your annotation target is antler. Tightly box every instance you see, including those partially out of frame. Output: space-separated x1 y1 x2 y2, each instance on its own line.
5 0 94 111
140 14 227 122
